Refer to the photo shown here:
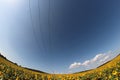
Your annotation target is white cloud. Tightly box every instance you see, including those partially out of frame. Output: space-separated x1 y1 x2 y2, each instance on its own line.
69 62 81 69
82 60 90 66
69 50 120 70
100 55 109 63
92 53 104 62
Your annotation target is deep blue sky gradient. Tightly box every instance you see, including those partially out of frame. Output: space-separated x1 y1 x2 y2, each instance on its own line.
0 0 120 73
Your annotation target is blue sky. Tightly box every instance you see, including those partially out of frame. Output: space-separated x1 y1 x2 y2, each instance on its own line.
0 0 120 73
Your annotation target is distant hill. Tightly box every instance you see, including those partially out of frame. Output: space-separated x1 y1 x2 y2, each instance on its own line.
0 53 48 74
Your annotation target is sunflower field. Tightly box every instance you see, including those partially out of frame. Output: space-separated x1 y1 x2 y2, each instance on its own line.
0 54 120 80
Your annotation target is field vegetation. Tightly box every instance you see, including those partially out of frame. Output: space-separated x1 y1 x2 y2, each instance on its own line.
0 53 120 80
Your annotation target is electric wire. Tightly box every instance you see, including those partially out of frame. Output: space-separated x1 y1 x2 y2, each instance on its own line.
48 0 51 54
29 0 42 52
52 0 56 53
38 0 46 53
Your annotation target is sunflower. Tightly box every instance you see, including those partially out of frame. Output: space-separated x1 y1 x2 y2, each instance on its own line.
112 70 118 75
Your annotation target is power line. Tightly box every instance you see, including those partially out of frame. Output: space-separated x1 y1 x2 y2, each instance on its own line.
51 0 56 55
28 0 34 30
29 0 43 52
38 0 46 53
49 0 55 54
29 0 53 54
48 0 51 54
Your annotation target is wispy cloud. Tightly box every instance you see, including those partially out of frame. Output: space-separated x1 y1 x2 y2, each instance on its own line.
69 62 81 69
69 50 119 70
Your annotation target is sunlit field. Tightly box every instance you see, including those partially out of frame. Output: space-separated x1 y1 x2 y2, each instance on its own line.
0 54 120 80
